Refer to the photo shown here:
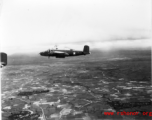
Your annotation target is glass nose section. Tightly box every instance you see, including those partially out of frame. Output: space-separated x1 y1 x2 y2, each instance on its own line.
39 52 43 55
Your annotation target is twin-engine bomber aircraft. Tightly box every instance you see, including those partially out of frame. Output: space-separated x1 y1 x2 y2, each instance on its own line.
40 45 90 58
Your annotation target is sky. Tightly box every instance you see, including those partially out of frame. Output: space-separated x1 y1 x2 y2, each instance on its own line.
0 0 151 55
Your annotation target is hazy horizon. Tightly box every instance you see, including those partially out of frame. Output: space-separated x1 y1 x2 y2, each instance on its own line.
5 47 151 57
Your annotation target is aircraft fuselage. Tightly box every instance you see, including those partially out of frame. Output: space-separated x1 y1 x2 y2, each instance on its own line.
40 50 86 58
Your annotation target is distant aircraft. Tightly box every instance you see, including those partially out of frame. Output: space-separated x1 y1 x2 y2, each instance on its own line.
40 45 90 58
0 52 7 67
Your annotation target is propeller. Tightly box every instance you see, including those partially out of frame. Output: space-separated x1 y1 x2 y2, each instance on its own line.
55 45 58 50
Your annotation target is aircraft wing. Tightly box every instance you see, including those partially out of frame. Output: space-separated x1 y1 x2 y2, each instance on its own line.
53 51 65 54
53 51 69 56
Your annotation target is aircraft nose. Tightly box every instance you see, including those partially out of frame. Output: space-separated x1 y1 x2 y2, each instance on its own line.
39 52 43 55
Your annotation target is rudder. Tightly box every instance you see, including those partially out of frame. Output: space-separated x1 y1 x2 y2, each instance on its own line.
83 45 90 54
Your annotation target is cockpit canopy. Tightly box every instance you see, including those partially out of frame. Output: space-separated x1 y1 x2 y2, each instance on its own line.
44 49 52 53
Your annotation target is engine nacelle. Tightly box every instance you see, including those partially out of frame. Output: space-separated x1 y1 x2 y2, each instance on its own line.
56 54 65 58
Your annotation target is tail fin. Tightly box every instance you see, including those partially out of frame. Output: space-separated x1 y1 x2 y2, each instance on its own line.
83 45 90 55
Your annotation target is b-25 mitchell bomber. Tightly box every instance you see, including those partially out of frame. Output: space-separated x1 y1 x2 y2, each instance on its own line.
40 45 90 58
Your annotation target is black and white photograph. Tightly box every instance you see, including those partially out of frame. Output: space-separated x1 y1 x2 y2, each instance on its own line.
0 0 151 120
